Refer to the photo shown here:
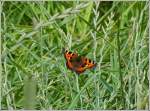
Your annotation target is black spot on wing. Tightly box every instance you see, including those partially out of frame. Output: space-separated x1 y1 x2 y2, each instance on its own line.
68 52 72 54
70 56 72 60
81 64 85 67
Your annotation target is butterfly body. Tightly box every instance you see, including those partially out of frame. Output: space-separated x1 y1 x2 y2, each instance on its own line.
64 50 96 74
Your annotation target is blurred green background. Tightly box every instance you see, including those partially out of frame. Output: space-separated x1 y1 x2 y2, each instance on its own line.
1 1 149 110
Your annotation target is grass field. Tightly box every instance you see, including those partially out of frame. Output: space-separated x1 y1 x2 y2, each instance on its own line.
1 1 149 110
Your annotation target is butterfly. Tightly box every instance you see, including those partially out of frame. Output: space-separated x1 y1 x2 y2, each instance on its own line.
64 50 97 74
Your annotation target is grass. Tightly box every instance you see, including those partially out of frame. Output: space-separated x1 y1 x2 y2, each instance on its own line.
1 1 149 110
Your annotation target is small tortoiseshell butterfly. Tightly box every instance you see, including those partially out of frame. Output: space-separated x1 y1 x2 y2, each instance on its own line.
64 50 97 74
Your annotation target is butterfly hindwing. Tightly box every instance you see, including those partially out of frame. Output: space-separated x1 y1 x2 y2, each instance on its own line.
64 50 96 74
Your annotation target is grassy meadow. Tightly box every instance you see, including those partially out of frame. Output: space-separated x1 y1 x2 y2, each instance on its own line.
1 1 149 110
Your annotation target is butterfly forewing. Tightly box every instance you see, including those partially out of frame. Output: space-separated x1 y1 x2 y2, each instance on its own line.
64 50 78 62
64 50 78 70
82 57 97 69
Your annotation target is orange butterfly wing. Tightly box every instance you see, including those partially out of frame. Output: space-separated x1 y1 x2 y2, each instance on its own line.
64 50 96 74
64 50 78 70
82 57 97 69
74 57 96 74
